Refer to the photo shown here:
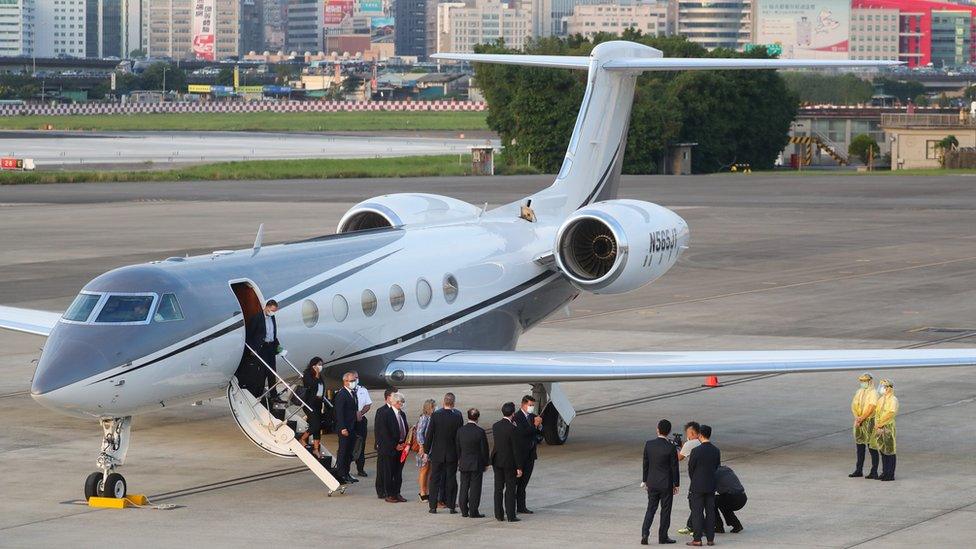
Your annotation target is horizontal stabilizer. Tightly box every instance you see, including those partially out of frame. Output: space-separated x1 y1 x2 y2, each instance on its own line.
385 349 976 387
0 305 61 337
431 53 590 70
432 52 900 72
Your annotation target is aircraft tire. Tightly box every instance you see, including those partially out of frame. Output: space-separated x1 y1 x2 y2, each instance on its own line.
84 472 102 500
542 406 570 445
100 472 127 499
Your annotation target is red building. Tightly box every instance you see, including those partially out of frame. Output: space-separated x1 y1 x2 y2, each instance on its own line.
853 0 976 67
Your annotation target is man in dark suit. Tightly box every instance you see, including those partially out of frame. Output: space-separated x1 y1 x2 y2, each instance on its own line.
687 424 721 547
513 394 543 514
333 372 360 484
385 392 410 501
373 388 397 500
491 402 526 522
457 408 490 518
244 299 279 399
641 419 680 545
425 392 464 514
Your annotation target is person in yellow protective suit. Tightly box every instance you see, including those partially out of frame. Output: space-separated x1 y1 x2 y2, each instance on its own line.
871 379 899 481
849 373 880 479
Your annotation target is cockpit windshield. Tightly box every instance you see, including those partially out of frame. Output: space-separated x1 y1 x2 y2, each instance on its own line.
95 295 155 323
154 293 184 322
63 293 101 322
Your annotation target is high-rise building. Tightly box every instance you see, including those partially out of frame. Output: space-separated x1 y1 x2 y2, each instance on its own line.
850 7 899 61
240 0 264 54
852 0 976 67
931 9 972 67
677 0 751 51
85 0 127 58
564 1 667 40
0 0 35 57
145 0 240 59
437 0 534 54
35 0 88 58
263 0 285 51
394 0 426 58
285 0 323 53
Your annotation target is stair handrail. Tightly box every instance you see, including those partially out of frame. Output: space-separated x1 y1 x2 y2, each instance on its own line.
812 130 849 161
243 342 315 416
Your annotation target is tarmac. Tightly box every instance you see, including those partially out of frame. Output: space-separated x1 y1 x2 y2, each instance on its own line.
0 130 496 167
1 173 976 548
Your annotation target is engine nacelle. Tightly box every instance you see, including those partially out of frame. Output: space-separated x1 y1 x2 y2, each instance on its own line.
336 193 482 233
554 199 689 294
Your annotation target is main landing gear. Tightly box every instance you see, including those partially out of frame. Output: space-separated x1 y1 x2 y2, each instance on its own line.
532 383 572 446
83 416 131 500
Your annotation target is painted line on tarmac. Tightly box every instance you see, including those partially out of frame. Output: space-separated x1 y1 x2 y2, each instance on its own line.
543 255 976 324
0 390 28 400
844 497 976 548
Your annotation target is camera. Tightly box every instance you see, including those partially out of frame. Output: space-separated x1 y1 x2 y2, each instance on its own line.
670 433 683 449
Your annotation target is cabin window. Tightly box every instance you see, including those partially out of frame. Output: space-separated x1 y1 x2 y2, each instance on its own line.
443 274 459 304
301 299 319 328
332 294 348 322
416 278 432 309
63 292 101 322
390 284 405 311
154 293 184 322
362 289 377 317
95 294 155 324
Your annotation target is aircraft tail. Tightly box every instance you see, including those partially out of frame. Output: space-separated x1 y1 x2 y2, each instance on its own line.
433 41 898 217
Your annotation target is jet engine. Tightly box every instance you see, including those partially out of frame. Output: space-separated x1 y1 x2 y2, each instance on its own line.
554 199 689 294
336 193 482 233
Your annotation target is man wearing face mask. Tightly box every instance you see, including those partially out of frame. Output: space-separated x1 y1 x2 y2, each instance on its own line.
333 372 361 484
244 299 280 401
871 379 899 481
849 373 880 479
513 395 543 514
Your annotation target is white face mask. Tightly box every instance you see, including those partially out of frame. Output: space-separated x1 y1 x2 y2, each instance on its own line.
860 382 870 390
526 405 535 415
348 380 358 389
313 364 322 374
877 386 886 396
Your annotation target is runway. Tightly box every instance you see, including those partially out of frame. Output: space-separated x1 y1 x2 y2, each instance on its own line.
1 173 976 547
0 130 494 167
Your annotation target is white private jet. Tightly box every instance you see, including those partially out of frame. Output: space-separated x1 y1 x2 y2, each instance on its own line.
3 41 973 500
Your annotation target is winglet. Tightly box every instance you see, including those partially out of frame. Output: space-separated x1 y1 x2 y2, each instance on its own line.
252 223 264 256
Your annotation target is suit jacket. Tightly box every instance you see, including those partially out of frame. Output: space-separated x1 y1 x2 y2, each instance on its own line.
643 437 680 493
301 369 324 410
513 409 542 461
490 418 526 470
424 408 464 463
375 405 407 455
333 387 358 434
688 441 721 494
457 422 490 472
245 312 278 349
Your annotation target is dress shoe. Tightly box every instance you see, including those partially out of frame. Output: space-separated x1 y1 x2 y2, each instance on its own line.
517 508 534 514
396 495 408 502
865 473 880 480
419 494 429 501
507 517 521 522
714 527 725 534
685 542 702 547
880 476 895 482
356 470 368 478
641 538 649 545
496 516 505 522
377 494 386 499
449 508 458 514
428 509 437 514
385 497 399 503
470 513 485 518
660 539 677 545
730 527 743 534
848 471 863 478
461 512 469 517
706 542 715 547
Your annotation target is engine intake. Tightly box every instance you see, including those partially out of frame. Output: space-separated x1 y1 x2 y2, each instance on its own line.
554 200 689 294
337 193 482 234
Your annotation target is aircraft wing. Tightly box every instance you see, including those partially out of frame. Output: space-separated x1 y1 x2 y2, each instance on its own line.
0 306 61 337
384 349 976 387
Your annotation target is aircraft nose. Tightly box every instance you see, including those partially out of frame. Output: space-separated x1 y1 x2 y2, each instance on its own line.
31 334 111 397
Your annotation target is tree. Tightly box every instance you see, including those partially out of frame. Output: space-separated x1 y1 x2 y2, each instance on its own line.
781 72 873 105
935 135 959 167
473 35 797 174
216 67 235 86
874 77 925 103
140 62 187 92
848 134 880 167
129 49 147 59
965 85 976 102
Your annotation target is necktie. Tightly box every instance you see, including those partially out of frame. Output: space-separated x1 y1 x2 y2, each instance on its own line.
351 388 358 408
397 412 405 441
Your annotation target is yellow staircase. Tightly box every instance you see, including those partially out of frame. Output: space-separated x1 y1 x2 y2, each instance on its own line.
789 135 848 166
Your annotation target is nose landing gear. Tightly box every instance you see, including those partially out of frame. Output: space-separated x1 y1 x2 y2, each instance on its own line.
83 416 131 500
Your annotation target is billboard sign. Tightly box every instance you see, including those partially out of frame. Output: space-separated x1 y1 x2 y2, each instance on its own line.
325 0 354 26
192 0 216 61
755 0 850 59
355 0 383 16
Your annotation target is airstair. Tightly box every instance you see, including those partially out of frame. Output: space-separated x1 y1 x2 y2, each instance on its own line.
227 344 345 496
